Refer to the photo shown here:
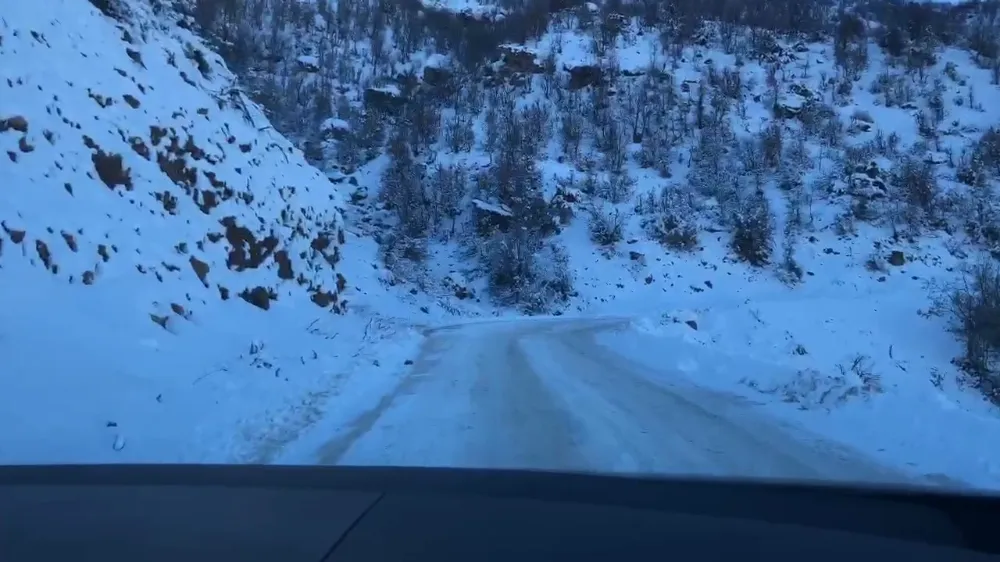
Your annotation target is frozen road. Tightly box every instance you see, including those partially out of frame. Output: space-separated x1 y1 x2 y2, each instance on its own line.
312 317 910 484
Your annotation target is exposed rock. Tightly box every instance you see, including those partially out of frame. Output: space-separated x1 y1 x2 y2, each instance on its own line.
189 256 210 287
220 216 278 271
240 286 275 310
296 55 320 73
498 45 542 74
443 274 474 300
0 115 29 133
888 250 906 266
422 66 454 89
924 152 948 165
471 198 512 236
788 83 815 99
566 64 602 90
847 121 873 134
773 84 817 119
846 161 889 199
364 86 405 114
350 185 368 203
549 186 579 225
602 12 629 34
309 287 338 309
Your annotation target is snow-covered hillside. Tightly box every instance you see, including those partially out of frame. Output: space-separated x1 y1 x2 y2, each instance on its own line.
0 0 436 463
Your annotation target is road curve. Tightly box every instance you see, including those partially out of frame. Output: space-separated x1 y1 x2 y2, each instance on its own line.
315 317 911 484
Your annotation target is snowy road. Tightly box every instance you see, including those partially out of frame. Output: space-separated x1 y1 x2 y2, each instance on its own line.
312 317 910 484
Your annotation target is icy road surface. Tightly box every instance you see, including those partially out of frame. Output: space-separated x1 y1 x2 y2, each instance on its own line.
311 317 911 483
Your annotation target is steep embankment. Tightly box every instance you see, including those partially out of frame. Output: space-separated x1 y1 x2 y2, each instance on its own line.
0 0 421 463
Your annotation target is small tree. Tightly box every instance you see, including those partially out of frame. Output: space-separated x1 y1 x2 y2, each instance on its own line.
589 207 626 246
948 260 1000 403
731 191 775 266
891 154 939 233
643 186 699 251
381 133 428 238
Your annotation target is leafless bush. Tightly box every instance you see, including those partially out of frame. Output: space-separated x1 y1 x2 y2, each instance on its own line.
88 0 129 21
742 355 881 409
589 207 626 246
865 251 888 273
799 102 842 146
844 143 876 172
486 236 573 314
444 115 475 152
760 124 783 169
869 70 914 107
836 354 882 396
851 196 879 223
730 192 774 266
947 260 1000 403
893 155 939 218
871 130 901 158
833 210 858 237
598 173 635 204
972 127 1000 178
520 102 550 158
637 187 700 251
519 243 573 314
716 67 743 100
777 222 803 285
381 234 428 284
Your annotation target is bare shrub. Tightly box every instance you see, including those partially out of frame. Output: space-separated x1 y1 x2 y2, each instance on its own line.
730 192 774 266
833 210 857 237
598 173 635 204
637 186 699 251
865 252 888 273
444 115 475 152
88 0 129 21
894 156 939 215
947 260 1000 402
486 236 573 314
742 354 881 409
589 207 626 246
837 354 882 397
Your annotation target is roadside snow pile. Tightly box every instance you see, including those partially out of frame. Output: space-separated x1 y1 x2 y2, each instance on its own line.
0 0 422 463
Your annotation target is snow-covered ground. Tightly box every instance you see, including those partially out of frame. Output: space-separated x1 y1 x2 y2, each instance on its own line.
4 0 1000 494
547 162 1000 488
591 277 1000 489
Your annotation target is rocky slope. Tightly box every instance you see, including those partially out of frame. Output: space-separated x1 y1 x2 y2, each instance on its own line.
0 0 425 463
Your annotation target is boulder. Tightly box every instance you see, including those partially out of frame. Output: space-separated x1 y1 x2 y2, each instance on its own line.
566 64 603 90
296 55 320 73
499 45 542 74
364 86 405 114
846 161 889 199
422 66 453 89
